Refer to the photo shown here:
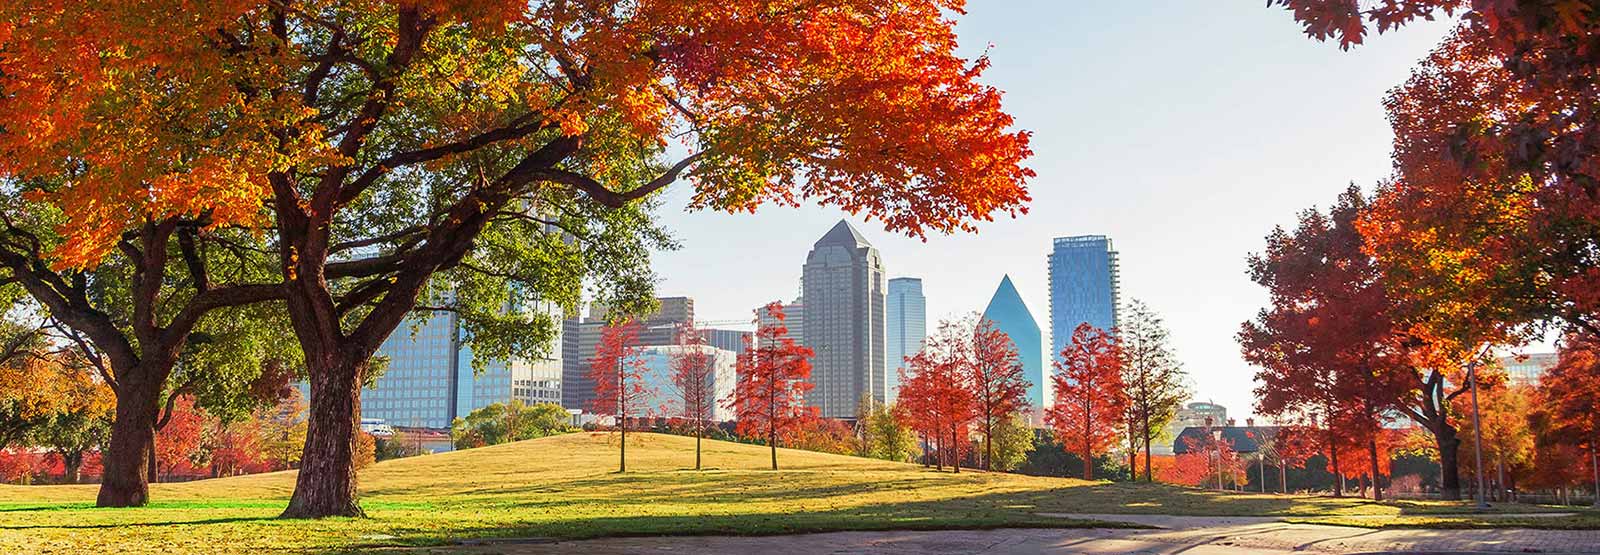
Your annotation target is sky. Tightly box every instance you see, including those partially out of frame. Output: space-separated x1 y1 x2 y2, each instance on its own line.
642 1 1456 422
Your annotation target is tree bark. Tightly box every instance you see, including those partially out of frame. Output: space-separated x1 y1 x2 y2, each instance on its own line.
1368 437 1383 501
1328 426 1343 498
1142 417 1154 482
62 451 83 484
1436 424 1463 501
97 385 158 507
1591 444 1599 509
950 425 960 474
281 357 365 518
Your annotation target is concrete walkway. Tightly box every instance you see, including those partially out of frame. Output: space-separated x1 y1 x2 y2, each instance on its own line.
430 515 1600 554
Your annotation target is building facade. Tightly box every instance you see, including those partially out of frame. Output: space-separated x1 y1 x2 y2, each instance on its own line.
560 297 695 413
360 304 562 430
982 275 1045 423
1499 352 1559 385
755 298 803 347
885 277 926 403
1154 401 1229 455
632 345 739 422
700 328 753 357
1048 235 1121 365
801 220 887 418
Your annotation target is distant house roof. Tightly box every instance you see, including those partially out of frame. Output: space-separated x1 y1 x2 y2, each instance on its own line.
1172 426 1281 454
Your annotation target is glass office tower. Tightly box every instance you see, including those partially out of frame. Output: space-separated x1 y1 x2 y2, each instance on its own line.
885 277 926 403
1047 235 1121 365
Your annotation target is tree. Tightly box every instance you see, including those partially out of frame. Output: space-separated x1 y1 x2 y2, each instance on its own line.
865 401 918 463
728 302 815 470
668 320 717 470
1 0 1033 517
898 318 978 472
1047 323 1126 480
1535 335 1600 507
0 192 292 507
1241 186 1492 500
590 320 651 473
1117 300 1189 481
969 318 1030 471
152 396 208 481
989 413 1034 472
450 401 571 449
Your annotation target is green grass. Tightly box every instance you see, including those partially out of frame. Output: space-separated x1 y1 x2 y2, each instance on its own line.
0 432 1587 553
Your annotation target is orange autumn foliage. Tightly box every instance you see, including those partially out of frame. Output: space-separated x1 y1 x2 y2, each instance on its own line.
0 0 1034 269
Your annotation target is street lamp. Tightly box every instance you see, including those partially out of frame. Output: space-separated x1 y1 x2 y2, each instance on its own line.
1467 358 1489 510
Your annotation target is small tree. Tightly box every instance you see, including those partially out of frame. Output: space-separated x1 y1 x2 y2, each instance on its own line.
1047 323 1127 480
451 401 571 449
899 318 978 473
867 402 918 462
728 302 815 470
590 320 652 473
669 320 717 470
1118 300 1190 481
989 413 1034 472
970 317 1030 471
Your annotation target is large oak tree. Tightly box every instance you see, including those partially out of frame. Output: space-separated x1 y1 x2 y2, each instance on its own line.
0 0 1032 517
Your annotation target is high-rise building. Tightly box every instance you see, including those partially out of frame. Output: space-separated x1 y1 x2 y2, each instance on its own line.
885 277 926 404
700 328 753 357
560 297 695 413
1048 235 1121 365
754 298 803 347
981 275 1044 423
360 303 562 430
632 345 739 421
1499 353 1559 385
802 220 887 418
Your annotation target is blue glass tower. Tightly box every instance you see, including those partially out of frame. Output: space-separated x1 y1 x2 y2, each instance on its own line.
885 277 926 404
982 275 1044 420
1048 235 1120 365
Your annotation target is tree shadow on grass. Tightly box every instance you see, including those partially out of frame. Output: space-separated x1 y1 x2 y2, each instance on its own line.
0 515 276 530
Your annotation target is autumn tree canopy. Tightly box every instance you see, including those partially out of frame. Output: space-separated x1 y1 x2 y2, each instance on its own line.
1047 323 1126 481
1 0 1033 517
729 303 815 470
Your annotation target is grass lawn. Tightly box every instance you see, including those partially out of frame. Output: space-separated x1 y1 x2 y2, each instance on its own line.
0 432 1588 553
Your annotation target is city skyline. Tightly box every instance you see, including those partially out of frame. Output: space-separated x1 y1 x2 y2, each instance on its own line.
801 220 887 418
641 3 1461 422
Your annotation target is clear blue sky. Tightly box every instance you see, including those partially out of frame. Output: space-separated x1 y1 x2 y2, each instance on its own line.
644 1 1454 421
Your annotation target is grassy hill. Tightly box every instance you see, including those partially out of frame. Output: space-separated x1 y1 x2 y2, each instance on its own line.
0 432 1549 553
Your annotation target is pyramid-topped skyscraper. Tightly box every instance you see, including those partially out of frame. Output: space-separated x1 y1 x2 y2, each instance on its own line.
982 274 1045 423
802 219 886 418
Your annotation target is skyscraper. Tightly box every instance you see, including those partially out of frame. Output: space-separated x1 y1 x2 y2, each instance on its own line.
885 277 926 403
1048 235 1121 365
359 304 561 430
560 297 695 412
981 275 1044 422
801 220 886 418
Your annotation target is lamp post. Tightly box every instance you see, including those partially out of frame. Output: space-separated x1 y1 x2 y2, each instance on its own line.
1467 359 1489 510
1213 428 1224 492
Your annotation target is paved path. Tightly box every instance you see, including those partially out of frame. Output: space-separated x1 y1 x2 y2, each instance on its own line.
434 515 1600 554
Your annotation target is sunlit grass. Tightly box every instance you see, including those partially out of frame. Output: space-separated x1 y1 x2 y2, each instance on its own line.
0 432 1588 554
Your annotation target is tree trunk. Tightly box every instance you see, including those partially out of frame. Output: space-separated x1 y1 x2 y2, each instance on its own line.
147 437 158 484
769 429 777 471
1591 444 1599 509
695 426 702 471
1436 424 1463 501
934 432 943 471
1280 463 1287 494
97 385 158 507
1082 439 1093 481
1143 423 1154 482
1368 437 1383 501
1329 431 1343 498
620 420 627 473
1259 455 1266 493
281 357 365 519
984 421 993 471
950 426 960 474
62 451 83 484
